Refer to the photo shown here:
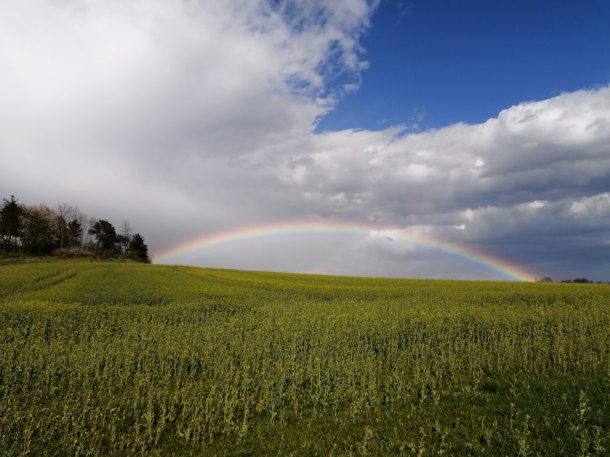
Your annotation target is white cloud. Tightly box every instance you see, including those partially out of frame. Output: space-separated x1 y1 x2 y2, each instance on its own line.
0 0 376 220
0 0 375 162
268 86 610 223
567 193 610 218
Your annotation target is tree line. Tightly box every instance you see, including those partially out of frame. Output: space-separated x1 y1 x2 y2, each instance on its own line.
0 195 149 263
536 276 609 284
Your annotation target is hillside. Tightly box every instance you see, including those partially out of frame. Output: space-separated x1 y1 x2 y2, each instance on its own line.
1 261 609 456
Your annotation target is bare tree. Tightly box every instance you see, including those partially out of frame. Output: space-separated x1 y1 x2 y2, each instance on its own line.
117 221 132 254
121 221 132 238
81 217 97 249
57 204 87 248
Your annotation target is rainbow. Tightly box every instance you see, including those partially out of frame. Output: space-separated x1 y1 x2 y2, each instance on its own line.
152 220 537 281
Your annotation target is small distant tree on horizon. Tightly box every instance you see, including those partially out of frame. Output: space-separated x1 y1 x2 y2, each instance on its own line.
67 219 83 247
56 204 85 249
117 221 132 255
128 233 150 263
0 195 24 253
21 205 58 255
88 219 118 254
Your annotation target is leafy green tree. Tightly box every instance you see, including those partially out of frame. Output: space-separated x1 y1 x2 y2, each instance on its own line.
21 205 59 255
128 233 150 263
0 195 24 253
67 219 83 247
88 219 118 254
116 234 130 255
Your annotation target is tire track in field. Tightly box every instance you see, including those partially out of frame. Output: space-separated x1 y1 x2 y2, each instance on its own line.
0 268 82 300
0 268 67 299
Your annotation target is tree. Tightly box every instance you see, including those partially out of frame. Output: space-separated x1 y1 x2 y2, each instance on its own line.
1 196 151 261
0 195 24 253
82 217 97 249
128 233 150 263
120 221 132 238
116 234 130 255
117 221 132 255
57 204 86 248
56 214 69 249
88 219 118 254
21 205 58 255
67 219 83 247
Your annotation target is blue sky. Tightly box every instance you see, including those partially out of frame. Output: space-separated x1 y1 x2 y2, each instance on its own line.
2 0 610 281
318 0 610 132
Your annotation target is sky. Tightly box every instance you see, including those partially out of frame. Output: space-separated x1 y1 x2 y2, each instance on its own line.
1 0 610 281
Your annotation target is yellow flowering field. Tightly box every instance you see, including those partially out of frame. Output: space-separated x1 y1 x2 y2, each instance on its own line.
0 261 608 455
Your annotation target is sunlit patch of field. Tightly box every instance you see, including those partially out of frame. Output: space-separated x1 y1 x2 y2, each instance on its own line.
0 261 608 456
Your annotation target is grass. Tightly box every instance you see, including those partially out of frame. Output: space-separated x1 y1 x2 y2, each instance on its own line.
0 260 608 456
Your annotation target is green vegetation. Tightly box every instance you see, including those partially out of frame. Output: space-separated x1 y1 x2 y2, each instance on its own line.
1 261 608 456
0 195 149 262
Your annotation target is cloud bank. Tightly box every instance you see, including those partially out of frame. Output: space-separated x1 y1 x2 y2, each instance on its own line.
1 1 609 280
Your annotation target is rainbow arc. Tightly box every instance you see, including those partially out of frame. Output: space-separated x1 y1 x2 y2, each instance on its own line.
152 220 537 282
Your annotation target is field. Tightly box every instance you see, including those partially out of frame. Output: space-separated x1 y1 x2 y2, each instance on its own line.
0 260 608 456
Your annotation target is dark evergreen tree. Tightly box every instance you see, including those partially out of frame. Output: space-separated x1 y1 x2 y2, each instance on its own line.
0 195 24 253
67 219 83 247
88 219 118 254
128 233 150 263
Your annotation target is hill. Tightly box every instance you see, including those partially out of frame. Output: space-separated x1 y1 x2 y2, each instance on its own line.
1 261 608 456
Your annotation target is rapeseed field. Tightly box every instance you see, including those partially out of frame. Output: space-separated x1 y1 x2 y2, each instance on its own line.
0 261 608 455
